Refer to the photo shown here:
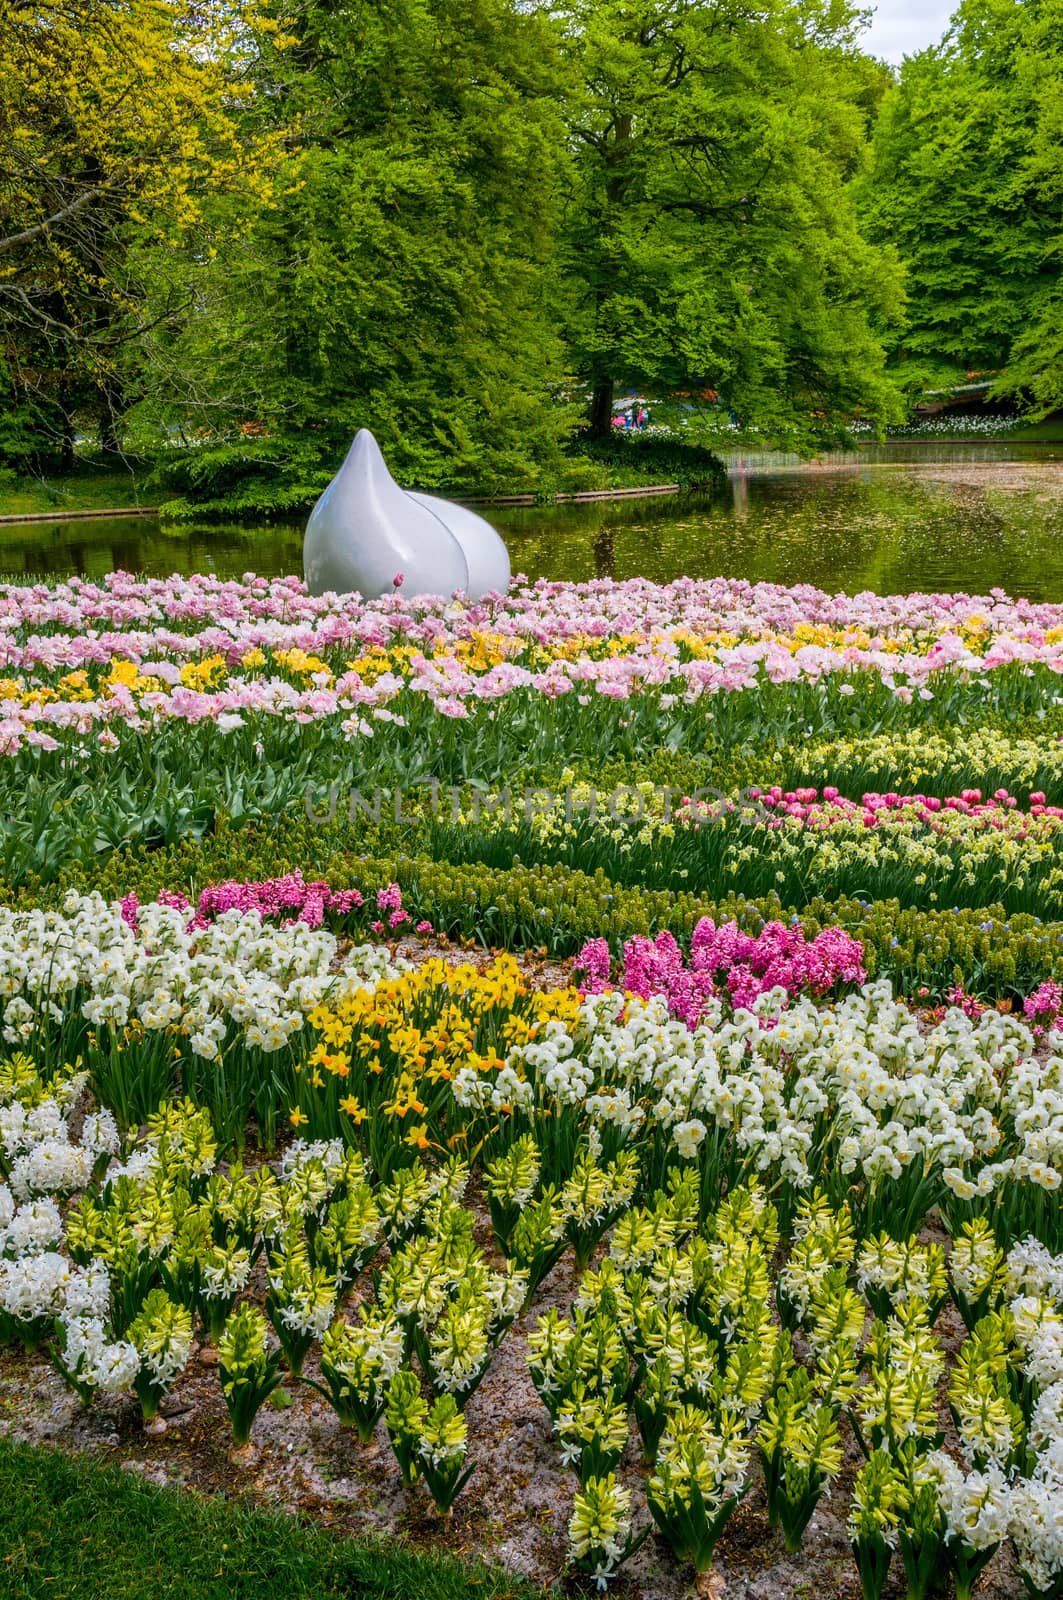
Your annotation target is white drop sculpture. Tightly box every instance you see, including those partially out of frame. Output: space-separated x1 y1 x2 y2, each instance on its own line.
303 429 511 599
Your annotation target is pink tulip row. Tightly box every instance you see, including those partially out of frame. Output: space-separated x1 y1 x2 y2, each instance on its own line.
3 570 1063 639
2 571 1063 670
678 785 1063 834
1 573 1063 755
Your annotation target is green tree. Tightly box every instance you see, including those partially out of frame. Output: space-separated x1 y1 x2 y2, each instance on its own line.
860 0 1063 407
147 0 575 509
992 0 1063 415
558 0 903 439
0 0 286 464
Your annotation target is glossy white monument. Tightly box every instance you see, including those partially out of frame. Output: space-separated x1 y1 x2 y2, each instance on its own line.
303 429 511 599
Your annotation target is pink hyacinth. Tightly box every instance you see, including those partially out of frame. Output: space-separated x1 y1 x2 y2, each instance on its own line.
157 890 191 914
574 937 612 993
946 984 986 1019
1024 981 1062 1026
575 918 865 1026
135 874 368 934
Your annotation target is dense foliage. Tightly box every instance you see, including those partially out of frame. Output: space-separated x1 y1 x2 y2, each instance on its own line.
860 0 1063 409
1 0 916 506
0 0 285 467
4 0 1062 503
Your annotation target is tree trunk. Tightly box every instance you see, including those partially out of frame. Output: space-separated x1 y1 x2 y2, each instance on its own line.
588 378 614 438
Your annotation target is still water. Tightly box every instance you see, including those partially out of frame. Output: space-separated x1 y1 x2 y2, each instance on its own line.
4 443 1063 600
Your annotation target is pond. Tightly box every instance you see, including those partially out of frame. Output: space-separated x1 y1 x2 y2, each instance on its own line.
3 442 1063 599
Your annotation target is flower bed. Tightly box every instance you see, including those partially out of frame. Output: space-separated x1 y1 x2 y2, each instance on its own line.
2 978 1063 1596
2 569 1063 1596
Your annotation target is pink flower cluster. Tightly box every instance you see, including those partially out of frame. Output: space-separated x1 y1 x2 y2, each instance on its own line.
189 874 363 929
4 570 1063 645
576 918 866 1025
370 882 410 934
4 572 1063 755
680 785 1063 834
118 875 433 938
1024 981 1063 1027
945 984 988 1020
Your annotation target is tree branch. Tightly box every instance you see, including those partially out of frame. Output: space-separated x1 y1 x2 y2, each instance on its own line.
0 186 110 255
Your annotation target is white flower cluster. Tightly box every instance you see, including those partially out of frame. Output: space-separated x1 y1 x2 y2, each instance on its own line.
453 982 1063 1204
0 1250 71 1322
0 1186 137 1389
1007 1239 1063 1304
0 1191 62 1255
0 1085 117 1200
977 1244 1063 1591
0 892 405 1060
920 1451 1012 1549
59 1259 140 1395
1010 1449 1063 1593
61 1314 141 1393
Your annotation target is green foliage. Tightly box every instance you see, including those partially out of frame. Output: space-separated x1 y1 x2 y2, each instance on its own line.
860 0 1063 411
155 439 334 522
148 0 576 507
0 2 286 462
12 0 1063 478
559 0 903 439
2 0 919 497
567 431 729 489
0 354 66 468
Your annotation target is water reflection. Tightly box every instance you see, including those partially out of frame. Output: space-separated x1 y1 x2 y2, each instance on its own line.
1 444 1062 600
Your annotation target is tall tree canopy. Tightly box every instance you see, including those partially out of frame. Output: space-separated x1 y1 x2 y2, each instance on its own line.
3 0 935 500
146 0 574 506
558 0 902 439
860 0 1063 409
0 0 287 462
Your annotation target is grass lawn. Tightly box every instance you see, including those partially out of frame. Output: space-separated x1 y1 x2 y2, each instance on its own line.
0 466 154 518
0 1438 550 1600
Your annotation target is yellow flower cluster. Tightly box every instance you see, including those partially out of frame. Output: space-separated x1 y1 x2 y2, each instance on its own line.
273 647 332 680
293 957 582 1156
